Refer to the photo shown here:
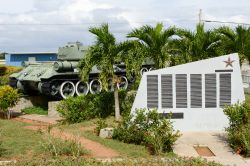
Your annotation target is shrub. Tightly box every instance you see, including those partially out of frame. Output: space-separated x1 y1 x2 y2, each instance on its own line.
93 90 127 117
0 65 22 76
121 90 136 116
0 75 9 86
113 109 181 155
95 118 108 136
57 95 96 123
15 156 223 166
92 91 115 117
224 102 250 157
0 85 20 119
0 65 7 76
57 91 128 123
15 157 90 166
0 65 22 86
144 116 180 154
41 134 88 158
239 124 250 156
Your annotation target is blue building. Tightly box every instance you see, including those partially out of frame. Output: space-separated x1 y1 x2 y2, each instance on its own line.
5 52 57 66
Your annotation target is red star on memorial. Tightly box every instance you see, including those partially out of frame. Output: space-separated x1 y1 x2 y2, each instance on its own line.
224 57 235 67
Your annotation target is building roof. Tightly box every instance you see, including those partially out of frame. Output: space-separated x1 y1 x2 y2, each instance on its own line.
7 52 57 55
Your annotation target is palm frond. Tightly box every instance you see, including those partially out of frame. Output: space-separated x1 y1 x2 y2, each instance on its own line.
216 26 236 42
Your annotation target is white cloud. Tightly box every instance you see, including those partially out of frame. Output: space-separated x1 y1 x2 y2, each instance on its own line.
230 15 249 23
33 0 67 11
0 0 33 14
61 0 112 22
0 0 249 52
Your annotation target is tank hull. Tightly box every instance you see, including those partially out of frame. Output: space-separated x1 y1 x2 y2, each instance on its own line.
9 42 154 99
10 68 132 99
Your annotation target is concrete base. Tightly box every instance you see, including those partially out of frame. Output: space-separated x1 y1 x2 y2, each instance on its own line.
99 128 114 139
48 101 61 118
174 132 250 166
10 95 61 118
10 96 49 112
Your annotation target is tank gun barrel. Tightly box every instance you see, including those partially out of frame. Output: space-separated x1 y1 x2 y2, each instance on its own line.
22 61 54 67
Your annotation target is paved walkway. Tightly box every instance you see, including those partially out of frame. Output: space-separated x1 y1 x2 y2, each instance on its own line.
174 132 250 166
15 114 62 124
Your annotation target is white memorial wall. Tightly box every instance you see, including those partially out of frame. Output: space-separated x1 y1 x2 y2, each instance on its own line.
131 53 245 131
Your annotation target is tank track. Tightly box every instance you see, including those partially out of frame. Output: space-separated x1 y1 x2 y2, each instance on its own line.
40 72 131 99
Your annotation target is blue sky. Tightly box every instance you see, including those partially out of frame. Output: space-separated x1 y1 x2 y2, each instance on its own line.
0 0 249 52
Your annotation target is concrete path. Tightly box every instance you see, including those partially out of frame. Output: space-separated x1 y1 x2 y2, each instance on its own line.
174 132 250 166
15 114 62 124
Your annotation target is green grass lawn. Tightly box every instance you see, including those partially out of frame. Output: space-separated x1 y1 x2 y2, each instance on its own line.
0 119 89 164
0 118 222 165
59 117 151 158
21 106 48 115
0 119 44 160
82 130 151 158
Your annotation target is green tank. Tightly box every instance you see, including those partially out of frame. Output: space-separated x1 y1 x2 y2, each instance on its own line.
9 42 154 99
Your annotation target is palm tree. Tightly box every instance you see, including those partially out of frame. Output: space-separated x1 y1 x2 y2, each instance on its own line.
127 23 175 69
79 24 128 121
216 25 250 64
172 23 222 63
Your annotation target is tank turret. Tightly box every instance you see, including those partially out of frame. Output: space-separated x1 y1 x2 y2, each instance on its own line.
53 42 86 72
9 42 154 99
57 42 86 61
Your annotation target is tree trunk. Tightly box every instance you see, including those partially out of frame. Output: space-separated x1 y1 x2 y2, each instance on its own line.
114 86 121 121
7 110 11 120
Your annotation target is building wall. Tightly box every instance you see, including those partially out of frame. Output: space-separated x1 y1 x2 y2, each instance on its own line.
0 60 5 65
5 53 57 66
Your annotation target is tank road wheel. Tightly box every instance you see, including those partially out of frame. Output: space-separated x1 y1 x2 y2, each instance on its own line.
140 67 148 76
90 79 102 94
117 76 128 90
38 82 43 94
50 82 60 96
75 81 89 96
149 67 155 71
17 81 24 91
60 81 76 99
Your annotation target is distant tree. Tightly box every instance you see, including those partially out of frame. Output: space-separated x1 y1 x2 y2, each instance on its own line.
0 53 5 60
127 23 175 69
79 24 129 121
0 85 20 119
172 23 222 63
216 25 250 64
